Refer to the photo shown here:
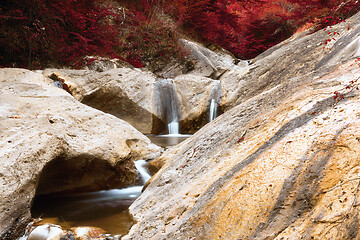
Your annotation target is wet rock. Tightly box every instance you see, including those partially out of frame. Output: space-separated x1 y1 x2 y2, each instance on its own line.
71 227 106 240
27 224 64 240
0 68 161 239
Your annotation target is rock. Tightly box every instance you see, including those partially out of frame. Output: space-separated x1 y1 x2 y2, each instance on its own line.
43 68 223 135
42 68 161 134
27 224 64 240
124 12 360 240
155 39 243 79
84 56 134 72
0 68 161 239
71 227 106 240
172 75 221 133
179 39 237 79
220 11 360 112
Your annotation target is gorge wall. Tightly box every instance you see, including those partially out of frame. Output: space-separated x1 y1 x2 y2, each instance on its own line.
123 11 360 240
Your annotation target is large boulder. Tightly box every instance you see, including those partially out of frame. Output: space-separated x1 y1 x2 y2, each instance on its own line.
42 68 161 134
84 56 134 72
154 39 244 79
123 12 360 240
179 39 238 79
0 68 161 239
43 68 223 135
172 75 221 133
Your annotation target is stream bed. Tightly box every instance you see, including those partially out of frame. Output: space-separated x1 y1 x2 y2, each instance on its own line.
31 187 141 235
30 135 190 236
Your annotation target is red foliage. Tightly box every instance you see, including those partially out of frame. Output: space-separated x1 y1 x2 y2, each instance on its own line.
0 0 182 68
0 0 125 68
166 0 360 59
1 0 359 68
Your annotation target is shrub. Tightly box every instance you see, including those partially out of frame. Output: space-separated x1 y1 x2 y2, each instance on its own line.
1 0 359 68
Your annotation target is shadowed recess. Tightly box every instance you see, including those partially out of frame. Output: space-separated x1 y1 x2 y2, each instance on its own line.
35 154 136 195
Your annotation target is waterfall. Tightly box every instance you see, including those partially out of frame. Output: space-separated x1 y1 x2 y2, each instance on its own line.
154 79 182 135
134 160 151 184
209 99 217 122
209 81 222 122
168 121 179 135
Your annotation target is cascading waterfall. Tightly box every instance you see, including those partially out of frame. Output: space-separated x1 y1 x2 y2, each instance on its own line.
209 81 222 122
154 79 182 135
209 99 217 122
134 160 151 184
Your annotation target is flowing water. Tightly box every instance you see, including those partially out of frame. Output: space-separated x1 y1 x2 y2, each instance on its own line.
209 99 217 122
154 79 182 135
31 160 152 236
30 78 217 236
208 81 221 122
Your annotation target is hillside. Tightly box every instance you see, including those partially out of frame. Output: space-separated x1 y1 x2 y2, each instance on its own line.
1 0 359 70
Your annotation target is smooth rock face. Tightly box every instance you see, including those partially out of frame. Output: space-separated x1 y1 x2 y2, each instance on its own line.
43 68 223 135
172 75 220 133
0 68 161 239
27 224 64 240
124 13 360 240
180 39 236 79
154 39 241 79
42 68 159 134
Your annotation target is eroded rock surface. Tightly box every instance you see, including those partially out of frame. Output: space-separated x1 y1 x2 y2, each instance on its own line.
0 68 161 239
42 68 160 134
154 39 243 79
42 68 222 134
124 12 360 240
172 75 221 133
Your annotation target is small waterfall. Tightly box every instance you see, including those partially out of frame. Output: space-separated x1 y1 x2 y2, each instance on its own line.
209 99 217 122
134 160 151 184
154 79 182 135
209 81 222 122
168 121 179 135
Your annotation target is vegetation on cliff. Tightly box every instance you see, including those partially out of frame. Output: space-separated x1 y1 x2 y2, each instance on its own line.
1 0 359 69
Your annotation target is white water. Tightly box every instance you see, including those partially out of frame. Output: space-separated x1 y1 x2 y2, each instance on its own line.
154 79 182 135
209 99 217 122
168 121 180 135
209 81 222 122
134 160 151 184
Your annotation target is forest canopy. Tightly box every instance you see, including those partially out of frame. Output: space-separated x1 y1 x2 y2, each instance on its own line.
1 0 359 69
